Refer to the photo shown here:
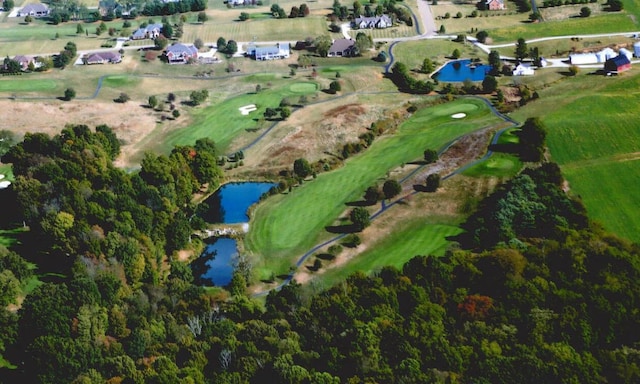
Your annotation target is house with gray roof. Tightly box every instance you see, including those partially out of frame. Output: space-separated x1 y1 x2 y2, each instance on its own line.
353 15 392 29
328 39 357 57
131 23 163 40
83 52 122 65
12 55 36 70
18 3 50 17
165 43 198 64
246 42 290 60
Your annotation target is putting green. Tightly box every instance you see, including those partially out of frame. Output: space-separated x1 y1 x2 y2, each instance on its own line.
289 82 318 93
103 75 140 87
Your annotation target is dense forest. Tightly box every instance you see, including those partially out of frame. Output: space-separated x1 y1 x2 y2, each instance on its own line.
1 125 640 383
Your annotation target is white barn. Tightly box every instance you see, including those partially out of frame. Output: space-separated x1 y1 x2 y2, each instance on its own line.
569 53 598 65
619 48 633 61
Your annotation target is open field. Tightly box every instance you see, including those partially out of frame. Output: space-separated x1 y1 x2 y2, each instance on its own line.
511 68 640 243
392 39 488 75
246 97 503 279
462 153 522 178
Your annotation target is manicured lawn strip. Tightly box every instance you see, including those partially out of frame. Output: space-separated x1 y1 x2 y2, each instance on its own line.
462 153 522 178
158 81 318 152
246 98 502 278
0 78 58 93
496 127 519 145
318 222 462 287
563 161 640 243
0 228 23 248
487 13 636 43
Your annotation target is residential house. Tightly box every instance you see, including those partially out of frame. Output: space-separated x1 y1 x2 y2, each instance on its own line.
83 52 122 65
131 23 163 40
353 15 392 29
246 43 290 60
328 39 357 57
512 63 534 76
484 0 505 10
12 55 36 70
17 3 50 17
165 43 198 64
604 55 631 73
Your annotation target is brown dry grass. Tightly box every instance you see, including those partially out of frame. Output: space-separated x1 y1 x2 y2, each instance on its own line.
0 99 164 168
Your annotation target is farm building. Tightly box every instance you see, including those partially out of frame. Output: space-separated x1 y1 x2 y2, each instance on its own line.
17 3 50 17
353 15 393 29
604 55 631 73
513 63 534 76
569 53 599 65
619 48 633 61
596 48 616 63
83 52 122 65
246 43 290 60
634 42 640 58
165 43 198 64
328 39 357 57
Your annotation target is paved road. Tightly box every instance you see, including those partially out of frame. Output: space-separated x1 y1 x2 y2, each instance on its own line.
416 0 437 36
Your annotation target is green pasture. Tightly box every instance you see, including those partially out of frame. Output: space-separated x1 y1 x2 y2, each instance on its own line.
158 80 319 153
563 161 640 243
246 97 502 279
346 23 417 40
511 70 640 243
181 16 327 44
315 222 462 288
487 13 636 43
462 153 522 178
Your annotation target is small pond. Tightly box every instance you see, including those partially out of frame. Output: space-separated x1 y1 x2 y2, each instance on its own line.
192 238 238 287
194 182 275 286
200 182 276 224
433 59 492 82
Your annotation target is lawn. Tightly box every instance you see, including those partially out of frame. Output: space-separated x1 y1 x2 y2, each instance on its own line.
0 78 58 93
462 153 523 178
316 221 462 288
0 163 14 180
246 97 502 279
392 39 488 75
512 70 640 243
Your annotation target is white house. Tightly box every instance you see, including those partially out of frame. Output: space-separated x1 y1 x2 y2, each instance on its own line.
353 15 392 29
247 43 290 60
18 3 50 17
513 63 534 76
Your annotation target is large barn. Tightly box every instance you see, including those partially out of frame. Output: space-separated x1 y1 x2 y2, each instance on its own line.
604 55 631 73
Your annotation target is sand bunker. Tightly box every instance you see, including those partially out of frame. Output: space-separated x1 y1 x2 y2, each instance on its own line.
239 104 257 115
451 113 467 119
0 174 4 180
0 180 11 189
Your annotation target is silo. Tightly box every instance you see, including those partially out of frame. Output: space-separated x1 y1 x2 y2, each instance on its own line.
633 41 640 58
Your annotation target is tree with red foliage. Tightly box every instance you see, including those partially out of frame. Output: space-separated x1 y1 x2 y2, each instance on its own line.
458 294 494 321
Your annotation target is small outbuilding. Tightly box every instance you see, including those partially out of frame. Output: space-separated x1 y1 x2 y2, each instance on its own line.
569 53 598 65
634 41 640 58
619 48 633 61
604 55 631 74
513 63 534 76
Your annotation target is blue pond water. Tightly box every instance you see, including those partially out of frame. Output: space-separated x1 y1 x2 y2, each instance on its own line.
433 59 492 82
200 182 276 224
194 182 275 286
193 238 238 286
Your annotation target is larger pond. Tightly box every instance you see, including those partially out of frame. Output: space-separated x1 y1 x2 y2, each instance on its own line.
433 59 492 82
194 182 275 286
200 182 276 224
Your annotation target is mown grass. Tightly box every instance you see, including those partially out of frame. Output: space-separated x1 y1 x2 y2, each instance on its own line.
511 69 640 243
392 39 488 75
316 221 462 288
246 98 502 279
0 78 58 93
0 163 14 180
0 228 24 248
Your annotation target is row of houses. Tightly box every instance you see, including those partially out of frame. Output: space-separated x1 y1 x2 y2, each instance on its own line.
353 15 392 29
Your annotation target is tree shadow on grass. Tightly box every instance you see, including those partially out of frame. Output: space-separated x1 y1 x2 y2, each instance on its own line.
316 253 336 261
346 199 375 207
325 223 360 233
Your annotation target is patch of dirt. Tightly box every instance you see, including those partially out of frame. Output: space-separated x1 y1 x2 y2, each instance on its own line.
1 100 158 168
176 249 193 262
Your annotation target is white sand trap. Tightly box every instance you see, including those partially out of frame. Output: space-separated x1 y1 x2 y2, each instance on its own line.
451 113 467 119
0 174 4 180
239 104 257 115
0 180 11 189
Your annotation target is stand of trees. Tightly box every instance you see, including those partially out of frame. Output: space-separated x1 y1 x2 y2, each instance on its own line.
390 62 435 94
1 126 640 384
